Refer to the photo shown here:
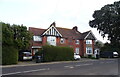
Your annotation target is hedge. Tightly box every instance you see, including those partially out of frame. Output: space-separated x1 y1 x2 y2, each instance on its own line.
41 45 74 62
2 46 18 65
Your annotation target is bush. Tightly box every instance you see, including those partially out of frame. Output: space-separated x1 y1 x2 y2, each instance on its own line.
2 46 18 65
88 55 92 58
41 45 74 62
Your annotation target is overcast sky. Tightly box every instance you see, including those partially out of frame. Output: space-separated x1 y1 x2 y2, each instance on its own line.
0 0 119 43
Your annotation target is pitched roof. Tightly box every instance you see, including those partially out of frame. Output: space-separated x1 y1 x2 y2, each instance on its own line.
29 27 45 35
81 30 96 40
29 25 96 40
56 27 81 39
41 24 62 37
80 30 91 39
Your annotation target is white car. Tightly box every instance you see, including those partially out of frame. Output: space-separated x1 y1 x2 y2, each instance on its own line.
113 52 119 58
74 54 81 60
19 52 32 61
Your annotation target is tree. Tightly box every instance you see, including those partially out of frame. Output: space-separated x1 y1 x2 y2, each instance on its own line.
11 24 32 50
89 1 120 48
2 22 18 65
2 22 32 50
2 22 32 64
2 22 14 46
95 40 104 49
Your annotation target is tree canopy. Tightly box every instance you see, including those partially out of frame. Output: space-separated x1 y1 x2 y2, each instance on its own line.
2 22 32 64
2 22 32 50
95 40 104 49
89 1 120 47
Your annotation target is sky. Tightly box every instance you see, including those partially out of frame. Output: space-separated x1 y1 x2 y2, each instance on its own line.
0 0 119 43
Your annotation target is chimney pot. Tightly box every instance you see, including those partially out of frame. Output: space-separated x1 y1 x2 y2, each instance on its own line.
72 26 78 31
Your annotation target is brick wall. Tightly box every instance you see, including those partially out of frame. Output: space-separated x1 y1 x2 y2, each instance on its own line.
31 36 95 57
42 36 47 45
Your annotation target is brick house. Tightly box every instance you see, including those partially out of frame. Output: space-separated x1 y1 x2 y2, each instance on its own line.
29 22 96 57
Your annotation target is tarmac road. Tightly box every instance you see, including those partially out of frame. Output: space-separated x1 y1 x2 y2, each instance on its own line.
2 58 119 76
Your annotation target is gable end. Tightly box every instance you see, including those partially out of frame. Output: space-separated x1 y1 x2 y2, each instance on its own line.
84 31 96 40
42 24 62 37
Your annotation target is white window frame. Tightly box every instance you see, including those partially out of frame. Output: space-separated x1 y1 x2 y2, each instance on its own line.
47 36 56 46
60 38 65 44
86 40 92 44
86 47 93 54
75 40 79 44
33 36 42 41
75 48 79 54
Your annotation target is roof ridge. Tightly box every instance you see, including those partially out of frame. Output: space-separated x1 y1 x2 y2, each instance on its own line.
82 30 91 34
29 27 45 30
56 27 72 30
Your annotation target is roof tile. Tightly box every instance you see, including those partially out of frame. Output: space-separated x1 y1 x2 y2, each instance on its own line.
29 27 45 35
29 27 93 40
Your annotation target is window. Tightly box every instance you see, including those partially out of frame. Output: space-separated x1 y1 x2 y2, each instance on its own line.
33 36 42 41
75 40 79 44
47 36 56 46
60 38 65 44
86 40 92 44
86 47 92 54
75 48 79 54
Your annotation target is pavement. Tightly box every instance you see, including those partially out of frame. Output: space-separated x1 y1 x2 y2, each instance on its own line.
2 58 109 68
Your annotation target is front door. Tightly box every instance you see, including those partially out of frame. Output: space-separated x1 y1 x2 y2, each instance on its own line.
47 36 56 46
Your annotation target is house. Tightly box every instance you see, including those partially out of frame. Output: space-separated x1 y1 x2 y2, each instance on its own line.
29 22 96 57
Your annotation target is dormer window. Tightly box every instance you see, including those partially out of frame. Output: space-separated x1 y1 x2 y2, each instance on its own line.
60 38 65 44
75 40 79 44
33 36 42 41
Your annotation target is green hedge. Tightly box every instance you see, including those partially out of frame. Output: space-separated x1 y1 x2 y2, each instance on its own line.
2 46 18 65
41 45 74 62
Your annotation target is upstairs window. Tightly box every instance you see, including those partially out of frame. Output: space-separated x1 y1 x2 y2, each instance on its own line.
33 36 42 41
75 40 79 44
60 38 65 44
86 40 92 44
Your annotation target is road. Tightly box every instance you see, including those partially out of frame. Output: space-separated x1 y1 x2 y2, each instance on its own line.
2 58 119 76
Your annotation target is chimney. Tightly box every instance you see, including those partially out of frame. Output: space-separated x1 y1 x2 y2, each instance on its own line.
72 26 78 31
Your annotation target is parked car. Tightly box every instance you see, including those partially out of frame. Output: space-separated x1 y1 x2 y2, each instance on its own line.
100 51 119 58
74 53 81 60
113 52 119 58
19 51 32 61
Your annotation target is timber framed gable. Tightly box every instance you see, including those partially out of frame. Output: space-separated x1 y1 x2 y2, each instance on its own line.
42 23 62 37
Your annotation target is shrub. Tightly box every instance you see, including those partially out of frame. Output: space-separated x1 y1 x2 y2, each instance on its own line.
35 50 42 56
33 49 42 59
41 45 74 62
2 46 18 65
88 55 92 58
